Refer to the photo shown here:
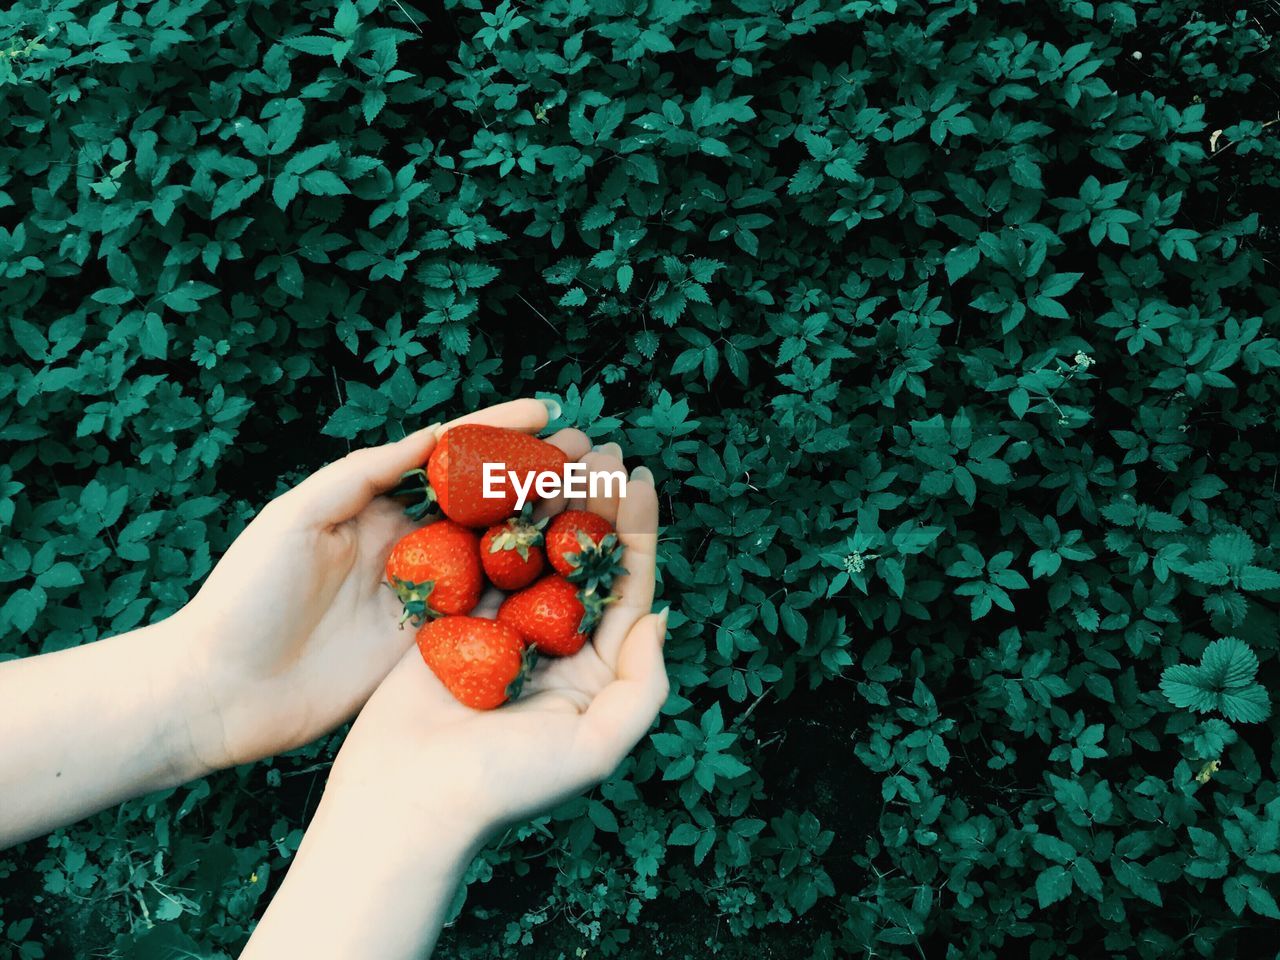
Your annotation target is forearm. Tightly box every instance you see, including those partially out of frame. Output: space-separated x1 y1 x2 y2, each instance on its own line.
0 614 222 848
242 775 484 960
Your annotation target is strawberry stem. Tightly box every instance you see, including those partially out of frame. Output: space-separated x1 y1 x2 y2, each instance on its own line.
576 586 616 634
488 507 549 559
505 644 540 702
390 467 438 520
390 575 438 627
565 531 627 594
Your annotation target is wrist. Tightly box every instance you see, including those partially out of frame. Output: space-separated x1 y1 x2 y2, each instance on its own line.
244 770 487 959
143 610 231 782
322 751 493 860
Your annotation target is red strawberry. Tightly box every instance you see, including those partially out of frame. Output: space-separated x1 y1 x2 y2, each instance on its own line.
545 509 626 591
396 424 570 528
480 511 548 591
498 574 612 657
417 616 534 710
385 520 483 624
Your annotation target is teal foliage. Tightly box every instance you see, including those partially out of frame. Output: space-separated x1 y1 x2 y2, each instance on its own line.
2 0 1280 956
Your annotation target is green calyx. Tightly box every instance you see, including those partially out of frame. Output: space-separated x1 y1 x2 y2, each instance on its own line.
504 643 540 703
488 508 549 560
576 585 617 635
390 467 438 521
389 575 438 627
565 530 627 594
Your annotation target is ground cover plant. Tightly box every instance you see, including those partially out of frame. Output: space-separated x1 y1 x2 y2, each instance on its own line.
1 0 1279 956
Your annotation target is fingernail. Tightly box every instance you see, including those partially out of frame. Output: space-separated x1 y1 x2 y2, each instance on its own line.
655 606 670 644
596 442 622 459
630 465 654 484
538 397 562 423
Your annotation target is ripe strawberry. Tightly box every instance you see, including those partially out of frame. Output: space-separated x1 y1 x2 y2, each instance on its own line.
545 509 626 592
385 520 483 624
480 511 548 591
396 424 570 528
417 616 534 710
497 574 612 657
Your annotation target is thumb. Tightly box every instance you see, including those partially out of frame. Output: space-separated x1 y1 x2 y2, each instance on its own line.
283 424 440 524
578 609 670 778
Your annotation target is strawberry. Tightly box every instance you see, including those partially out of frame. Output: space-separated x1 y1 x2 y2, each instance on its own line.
396 424 570 528
497 574 612 657
544 509 626 592
417 616 535 710
480 510 548 591
385 520 483 624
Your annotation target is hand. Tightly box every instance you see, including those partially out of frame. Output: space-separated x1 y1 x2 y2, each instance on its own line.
173 397 591 773
323 441 666 835
241 441 667 959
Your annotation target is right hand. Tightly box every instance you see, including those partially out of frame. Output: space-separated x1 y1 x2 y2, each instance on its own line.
318 442 666 845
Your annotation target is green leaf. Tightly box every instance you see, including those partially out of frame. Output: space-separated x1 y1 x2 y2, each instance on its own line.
669 823 701 845
302 170 349 196
138 312 168 359
272 173 300 209
1201 637 1257 688
38 561 83 589
333 0 359 37
1218 685 1271 723
362 89 388 124
1035 865 1072 907
1113 859 1163 906
1239 566 1280 591
1160 638 1271 723
11 318 49 361
92 287 135 305
559 287 587 307
944 245 980 283
284 34 336 55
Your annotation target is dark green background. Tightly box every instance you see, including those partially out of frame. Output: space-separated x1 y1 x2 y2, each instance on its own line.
2 0 1279 956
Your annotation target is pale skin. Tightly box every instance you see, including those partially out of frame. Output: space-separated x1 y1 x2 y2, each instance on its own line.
0 397 668 958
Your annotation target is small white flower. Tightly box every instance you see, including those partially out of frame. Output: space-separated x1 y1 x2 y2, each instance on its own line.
843 553 865 574
1073 351 1095 369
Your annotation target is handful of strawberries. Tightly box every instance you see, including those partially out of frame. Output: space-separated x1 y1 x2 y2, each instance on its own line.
384 424 627 710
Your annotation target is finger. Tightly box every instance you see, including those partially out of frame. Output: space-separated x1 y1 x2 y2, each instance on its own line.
558 448 621 517
561 443 620 513
594 441 623 462
356 497 420 591
547 427 592 460
440 397 560 437
590 467 658 670
585 446 626 526
577 611 670 777
284 399 561 526
532 428 592 520
282 423 442 525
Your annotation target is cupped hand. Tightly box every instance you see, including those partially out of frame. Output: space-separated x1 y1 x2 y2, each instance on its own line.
175 398 591 772
319 441 668 842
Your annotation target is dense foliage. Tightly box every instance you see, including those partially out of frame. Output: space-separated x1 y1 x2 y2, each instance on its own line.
2 0 1280 956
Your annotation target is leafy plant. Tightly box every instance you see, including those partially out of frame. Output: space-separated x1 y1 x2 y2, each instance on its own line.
2 0 1279 957
1161 637 1272 723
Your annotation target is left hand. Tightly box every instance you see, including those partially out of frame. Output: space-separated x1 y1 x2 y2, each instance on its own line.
315 443 666 841
239 440 667 960
172 398 591 772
